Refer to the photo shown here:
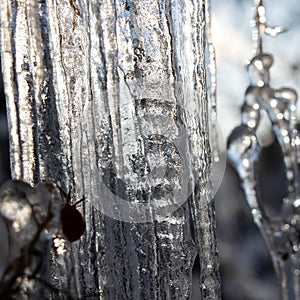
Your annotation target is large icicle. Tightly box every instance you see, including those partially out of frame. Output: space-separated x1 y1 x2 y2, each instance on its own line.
0 0 220 299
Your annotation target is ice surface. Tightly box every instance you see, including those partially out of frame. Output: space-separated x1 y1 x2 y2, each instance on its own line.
0 0 221 298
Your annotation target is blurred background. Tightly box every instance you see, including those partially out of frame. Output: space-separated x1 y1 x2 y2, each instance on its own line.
211 0 300 299
1 0 300 299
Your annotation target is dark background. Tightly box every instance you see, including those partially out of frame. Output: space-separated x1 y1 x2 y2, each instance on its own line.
0 63 10 185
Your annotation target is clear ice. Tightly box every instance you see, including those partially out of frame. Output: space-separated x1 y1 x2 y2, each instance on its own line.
227 1 300 299
0 0 221 299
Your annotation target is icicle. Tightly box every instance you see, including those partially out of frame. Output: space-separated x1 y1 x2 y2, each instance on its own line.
227 1 300 299
205 0 219 163
204 0 226 202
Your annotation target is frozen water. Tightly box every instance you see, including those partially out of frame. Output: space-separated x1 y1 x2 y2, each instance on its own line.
0 0 221 298
226 2 300 298
227 125 261 180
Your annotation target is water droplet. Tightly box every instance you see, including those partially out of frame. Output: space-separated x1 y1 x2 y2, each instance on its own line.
227 125 261 178
282 223 290 231
277 113 284 120
294 199 300 208
244 86 262 106
257 80 264 87
274 88 298 104
287 171 294 180
270 99 278 107
247 53 273 86
247 120 257 128
251 208 262 220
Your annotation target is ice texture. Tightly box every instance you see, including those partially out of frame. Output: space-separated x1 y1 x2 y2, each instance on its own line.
0 0 220 299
